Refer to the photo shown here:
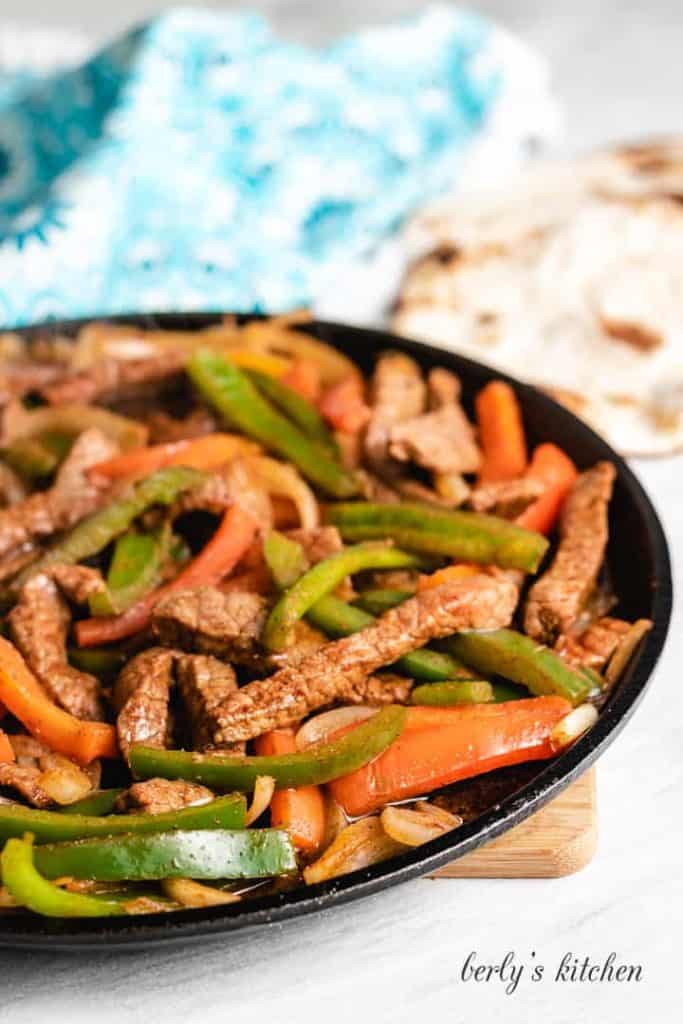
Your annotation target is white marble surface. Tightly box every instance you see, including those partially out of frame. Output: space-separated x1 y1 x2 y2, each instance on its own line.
1 3 682 1022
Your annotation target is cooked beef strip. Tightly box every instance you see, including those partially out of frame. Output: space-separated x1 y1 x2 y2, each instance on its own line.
175 654 244 752
48 563 106 604
212 574 518 743
0 428 117 559
41 351 185 407
356 469 402 503
285 526 343 565
146 407 217 444
468 477 545 517
114 647 176 759
364 352 426 477
341 672 414 705
554 616 631 671
0 462 26 507
9 572 105 721
524 462 616 643
389 368 481 476
115 778 214 815
0 764 52 808
0 544 38 584
152 588 268 667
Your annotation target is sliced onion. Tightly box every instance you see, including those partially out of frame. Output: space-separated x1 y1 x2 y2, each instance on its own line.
37 755 93 805
321 793 349 853
550 704 599 753
245 455 319 530
161 878 241 908
380 803 463 848
303 817 404 885
245 775 276 826
238 321 360 388
295 706 377 750
605 619 653 685
2 400 148 451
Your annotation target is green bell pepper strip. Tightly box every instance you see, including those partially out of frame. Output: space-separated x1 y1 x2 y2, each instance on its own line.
353 588 414 616
0 793 246 844
22 466 204 583
490 681 528 702
187 351 359 498
56 789 125 817
68 647 127 681
33 829 297 883
264 543 421 651
88 524 170 617
247 369 338 454
1 438 59 480
1 836 128 918
130 705 406 791
411 680 494 706
447 629 592 706
263 530 307 590
326 502 549 573
306 594 477 682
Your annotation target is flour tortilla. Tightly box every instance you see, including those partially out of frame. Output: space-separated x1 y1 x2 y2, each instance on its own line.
392 140 683 456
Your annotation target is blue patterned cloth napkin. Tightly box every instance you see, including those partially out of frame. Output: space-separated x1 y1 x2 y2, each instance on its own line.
0 6 554 327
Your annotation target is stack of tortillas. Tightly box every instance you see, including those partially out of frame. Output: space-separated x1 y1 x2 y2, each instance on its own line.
392 140 683 456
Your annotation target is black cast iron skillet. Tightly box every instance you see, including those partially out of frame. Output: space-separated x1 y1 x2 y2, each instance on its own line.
0 313 672 950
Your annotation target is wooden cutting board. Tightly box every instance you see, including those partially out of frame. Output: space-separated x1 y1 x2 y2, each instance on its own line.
430 769 597 878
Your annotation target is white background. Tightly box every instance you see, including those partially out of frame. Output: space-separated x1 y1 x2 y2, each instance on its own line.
1 3 682 1022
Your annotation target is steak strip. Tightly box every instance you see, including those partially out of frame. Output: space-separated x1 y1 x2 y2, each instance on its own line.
115 778 214 815
152 587 268 667
212 574 518 742
524 462 616 642
175 654 244 753
41 351 185 407
9 572 105 721
114 647 177 760
0 428 117 559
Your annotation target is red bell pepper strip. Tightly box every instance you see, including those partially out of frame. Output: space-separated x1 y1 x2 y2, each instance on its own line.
88 433 259 482
329 697 572 816
0 637 117 764
75 505 257 646
0 728 15 763
255 728 326 854
475 381 527 482
515 444 578 535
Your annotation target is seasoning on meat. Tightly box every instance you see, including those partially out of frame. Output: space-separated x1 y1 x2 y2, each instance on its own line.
152 587 268 666
175 654 243 752
389 368 481 476
48 563 107 605
364 352 426 477
9 572 105 721
341 672 414 706
114 647 176 759
0 428 117 559
0 462 26 507
146 407 217 444
213 573 518 742
41 351 185 407
285 526 343 566
469 477 545 518
555 616 632 671
115 778 214 815
0 764 52 808
524 462 616 642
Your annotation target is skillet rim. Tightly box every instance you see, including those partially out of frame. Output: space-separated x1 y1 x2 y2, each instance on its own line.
0 312 672 951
